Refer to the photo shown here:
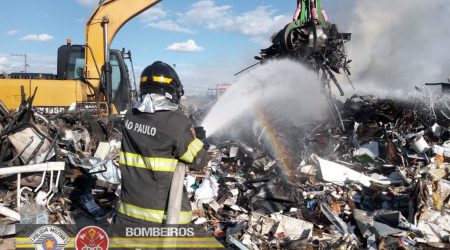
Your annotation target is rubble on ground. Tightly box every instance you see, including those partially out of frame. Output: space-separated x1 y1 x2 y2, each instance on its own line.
1 83 450 249
186 84 450 249
0 91 120 229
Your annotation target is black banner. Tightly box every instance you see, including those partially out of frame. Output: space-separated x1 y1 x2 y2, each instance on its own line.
15 224 224 249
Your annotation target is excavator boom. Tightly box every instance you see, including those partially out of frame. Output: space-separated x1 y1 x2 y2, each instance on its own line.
85 0 161 83
0 0 162 113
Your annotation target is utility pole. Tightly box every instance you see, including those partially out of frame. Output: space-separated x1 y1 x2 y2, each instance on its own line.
10 53 29 73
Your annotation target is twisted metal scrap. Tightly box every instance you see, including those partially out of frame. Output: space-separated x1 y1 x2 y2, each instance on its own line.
258 22 352 96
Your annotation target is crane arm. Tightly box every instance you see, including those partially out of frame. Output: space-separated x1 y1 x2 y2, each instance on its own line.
293 0 329 26
84 0 161 83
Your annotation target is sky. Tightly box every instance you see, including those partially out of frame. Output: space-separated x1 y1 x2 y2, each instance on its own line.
0 0 345 95
1 0 449 96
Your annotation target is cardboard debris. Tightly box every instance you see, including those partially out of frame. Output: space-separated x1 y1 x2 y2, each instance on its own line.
272 214 313 241
317 156 372 187
7 126 55 165
354 141 379 158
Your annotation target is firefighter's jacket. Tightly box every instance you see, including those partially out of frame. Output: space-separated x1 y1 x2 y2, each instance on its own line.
117 94 207 224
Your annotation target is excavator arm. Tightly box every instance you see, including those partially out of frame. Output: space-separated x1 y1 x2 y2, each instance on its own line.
84 0 161 83
0 0 162 113
293 0 329 27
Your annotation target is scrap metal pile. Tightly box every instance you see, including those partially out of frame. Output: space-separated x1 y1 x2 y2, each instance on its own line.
255 22 352 96
235 0 354 135
0 91 121 228
241 0 353 97
1 84 450 249
186 84 450 249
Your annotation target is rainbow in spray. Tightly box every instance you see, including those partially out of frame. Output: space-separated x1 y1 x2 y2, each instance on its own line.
253 105 298 182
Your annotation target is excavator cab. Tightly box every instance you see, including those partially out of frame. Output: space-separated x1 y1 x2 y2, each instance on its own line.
56 43 132 113
0 0 160 113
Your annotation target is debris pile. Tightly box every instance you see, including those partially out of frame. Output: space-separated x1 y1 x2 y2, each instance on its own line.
256 22 352 96
1 83 450 249
0 92 120 229
187 86 450 249
235 0 353 97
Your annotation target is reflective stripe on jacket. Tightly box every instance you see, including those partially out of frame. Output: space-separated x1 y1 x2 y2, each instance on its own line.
117 108 206 225
118 201 192 224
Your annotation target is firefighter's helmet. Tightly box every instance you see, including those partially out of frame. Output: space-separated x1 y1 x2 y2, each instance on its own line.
139 61 184 103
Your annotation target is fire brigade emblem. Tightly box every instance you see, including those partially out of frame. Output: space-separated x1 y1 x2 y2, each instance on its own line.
29 225 69 250
75 226 109 250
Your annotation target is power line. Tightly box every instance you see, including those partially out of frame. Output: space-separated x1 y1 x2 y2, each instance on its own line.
10 53 29 73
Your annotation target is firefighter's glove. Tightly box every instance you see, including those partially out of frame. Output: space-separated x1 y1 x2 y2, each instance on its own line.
194 126 206 140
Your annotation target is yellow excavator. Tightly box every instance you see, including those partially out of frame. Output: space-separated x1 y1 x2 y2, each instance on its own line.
0 0 161 115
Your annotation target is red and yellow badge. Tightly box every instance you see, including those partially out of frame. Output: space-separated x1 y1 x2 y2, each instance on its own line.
75 226 109 250
43 237 56 250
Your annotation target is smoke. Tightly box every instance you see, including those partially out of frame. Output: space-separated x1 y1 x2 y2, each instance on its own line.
346 0 450 92
201 59 327 136
202 1 450 137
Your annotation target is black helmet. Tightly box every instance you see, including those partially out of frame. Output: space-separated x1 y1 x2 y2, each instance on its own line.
139 61 184 103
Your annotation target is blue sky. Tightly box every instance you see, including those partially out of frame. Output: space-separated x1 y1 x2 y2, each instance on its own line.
0 0 352 95
3 1 449 96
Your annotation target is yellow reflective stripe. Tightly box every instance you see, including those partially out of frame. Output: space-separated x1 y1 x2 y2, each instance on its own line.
119 201 192 224
153 75 173 84
178 212 194 224
119 152 178 172
179 138 204 163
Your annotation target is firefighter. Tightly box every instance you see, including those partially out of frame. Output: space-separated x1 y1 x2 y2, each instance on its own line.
113 61 208 225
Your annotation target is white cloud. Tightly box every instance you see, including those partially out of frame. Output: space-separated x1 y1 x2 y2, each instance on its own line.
183 0 232 24
146 20 193 33
140 6 193 33
139 0 287 40
208 7 288 36
166 39 204 52
181 1 290 42
140 6 167 22
6 30 19 36
0 54 56 73
20 34 54 42
0 56 9 66
75 0 98 8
